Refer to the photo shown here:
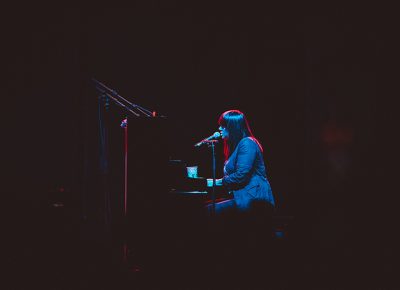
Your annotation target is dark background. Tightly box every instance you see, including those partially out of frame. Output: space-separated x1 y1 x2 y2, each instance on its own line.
3 1 397 289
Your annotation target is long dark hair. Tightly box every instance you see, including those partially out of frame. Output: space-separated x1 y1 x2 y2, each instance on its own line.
218 110 263 160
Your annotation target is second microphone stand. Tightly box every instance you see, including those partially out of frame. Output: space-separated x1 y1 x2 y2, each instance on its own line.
93 78 164 266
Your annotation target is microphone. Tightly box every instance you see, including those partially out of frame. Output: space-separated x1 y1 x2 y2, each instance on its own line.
194 132 221 147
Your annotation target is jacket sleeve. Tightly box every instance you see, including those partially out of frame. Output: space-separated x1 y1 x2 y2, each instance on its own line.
222 138 257 187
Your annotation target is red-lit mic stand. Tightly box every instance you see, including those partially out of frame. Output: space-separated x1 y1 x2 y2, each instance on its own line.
93 78 159 266
120 117 128 262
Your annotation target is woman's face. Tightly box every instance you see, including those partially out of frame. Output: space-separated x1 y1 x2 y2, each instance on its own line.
219 126 229 139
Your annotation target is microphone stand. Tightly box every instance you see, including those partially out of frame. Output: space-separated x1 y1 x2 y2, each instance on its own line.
93 78 164 266
120 117 128 263
206 140 219 216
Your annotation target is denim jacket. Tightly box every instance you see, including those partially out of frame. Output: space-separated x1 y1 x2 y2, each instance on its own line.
222 137 275 210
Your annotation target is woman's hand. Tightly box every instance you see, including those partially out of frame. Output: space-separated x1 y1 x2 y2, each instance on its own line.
207 178 223 187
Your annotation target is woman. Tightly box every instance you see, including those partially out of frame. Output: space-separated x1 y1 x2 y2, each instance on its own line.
211 110 275 211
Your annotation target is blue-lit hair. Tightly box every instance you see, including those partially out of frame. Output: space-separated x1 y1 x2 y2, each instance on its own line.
218 110 262 160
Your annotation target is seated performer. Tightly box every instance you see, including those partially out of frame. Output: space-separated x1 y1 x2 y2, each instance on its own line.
208 109 275 212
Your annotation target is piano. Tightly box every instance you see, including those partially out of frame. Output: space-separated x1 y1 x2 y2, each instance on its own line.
167 159 231 206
